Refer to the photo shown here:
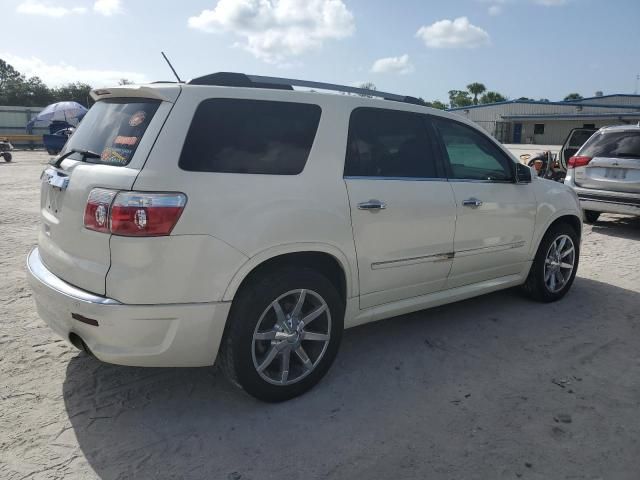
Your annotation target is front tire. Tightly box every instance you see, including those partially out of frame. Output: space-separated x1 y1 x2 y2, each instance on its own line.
2 152 11 162
218 267 344 402
522 223 579 302
583 210 600 224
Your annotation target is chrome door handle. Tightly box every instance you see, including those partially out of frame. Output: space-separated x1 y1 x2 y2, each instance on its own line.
462 198 483 208
358 199 387 211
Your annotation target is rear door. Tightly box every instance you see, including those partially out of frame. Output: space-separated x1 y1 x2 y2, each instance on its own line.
573 129 640 194
432 117 536 288
38 87 178 294
558 128 597 171
344 107 457 309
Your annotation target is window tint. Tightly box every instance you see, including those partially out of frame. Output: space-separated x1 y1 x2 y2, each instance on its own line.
344 108 438 178
179 99 321 174
62 99 160 166
434 119 513 181
580 131 640 158
568 129 596 148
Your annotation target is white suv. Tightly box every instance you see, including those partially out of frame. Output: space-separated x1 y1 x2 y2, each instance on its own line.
27 73 583 401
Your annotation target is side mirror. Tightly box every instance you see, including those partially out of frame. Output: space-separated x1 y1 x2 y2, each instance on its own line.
516 162 532 183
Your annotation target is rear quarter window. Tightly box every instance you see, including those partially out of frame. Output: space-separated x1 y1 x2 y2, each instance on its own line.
179 99 321 175
580 131 640 158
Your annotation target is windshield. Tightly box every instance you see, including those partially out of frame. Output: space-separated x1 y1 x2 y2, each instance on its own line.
568 130 596 148
61 98 160 166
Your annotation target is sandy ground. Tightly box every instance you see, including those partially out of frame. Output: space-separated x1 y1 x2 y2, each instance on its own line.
1 151 640 480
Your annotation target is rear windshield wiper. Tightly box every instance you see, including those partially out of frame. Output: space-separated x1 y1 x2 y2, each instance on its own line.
50 148 101 168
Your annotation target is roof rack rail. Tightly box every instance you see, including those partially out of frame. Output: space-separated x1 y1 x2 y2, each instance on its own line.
188 72 423 105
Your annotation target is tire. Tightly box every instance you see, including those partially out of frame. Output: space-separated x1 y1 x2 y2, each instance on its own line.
583 210 600 224
522 223 580 303
2 153 11 162
218 267 344 402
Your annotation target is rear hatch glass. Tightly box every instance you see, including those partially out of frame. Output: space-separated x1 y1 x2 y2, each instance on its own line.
61 99 160 166
580 131 640 158
574 130 640 194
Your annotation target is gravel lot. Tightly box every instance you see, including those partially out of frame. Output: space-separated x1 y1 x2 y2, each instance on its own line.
1 151 639 480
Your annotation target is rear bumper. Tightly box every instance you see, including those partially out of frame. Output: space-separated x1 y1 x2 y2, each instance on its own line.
26 248 231 367
570 186 640 216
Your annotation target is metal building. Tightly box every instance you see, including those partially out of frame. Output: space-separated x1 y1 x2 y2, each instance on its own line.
448 94 640 145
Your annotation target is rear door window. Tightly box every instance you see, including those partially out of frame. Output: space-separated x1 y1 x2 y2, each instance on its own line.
61 99 160 166
344 107 441 178
580 131 640 158
179 99 321 175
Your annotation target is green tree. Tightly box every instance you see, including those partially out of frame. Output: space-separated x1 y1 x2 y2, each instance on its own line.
480 91 507 104
53 82 93 107
448 90 473 108
430 100 448 110
467 82 486 105
357 82 377 98
563 93 583 101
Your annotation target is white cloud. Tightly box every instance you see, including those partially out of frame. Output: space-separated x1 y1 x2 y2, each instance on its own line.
93 0 122 16
534 0 566 5
371 54 414 75
1 53 148 87
16 1 87 17
416 17 490 49
488 5 502 15
187 0 355 64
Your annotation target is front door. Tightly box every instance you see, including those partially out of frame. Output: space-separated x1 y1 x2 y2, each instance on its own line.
344 108 457 309
513 123 523 144
432 117 536 288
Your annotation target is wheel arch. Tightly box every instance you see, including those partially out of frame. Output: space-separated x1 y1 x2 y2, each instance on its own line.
222 244 356 303
532 212 582 258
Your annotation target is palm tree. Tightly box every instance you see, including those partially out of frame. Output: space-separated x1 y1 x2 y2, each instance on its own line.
467 82 487 105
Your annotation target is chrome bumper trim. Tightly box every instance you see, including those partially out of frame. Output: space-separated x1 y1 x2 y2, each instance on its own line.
27 248 120 305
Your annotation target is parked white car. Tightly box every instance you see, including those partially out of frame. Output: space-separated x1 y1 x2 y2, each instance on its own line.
564 124 640 223
27 73 583 401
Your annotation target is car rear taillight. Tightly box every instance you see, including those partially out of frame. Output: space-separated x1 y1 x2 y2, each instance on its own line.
84 188 117 233
84 189 186 236
567 155 592 169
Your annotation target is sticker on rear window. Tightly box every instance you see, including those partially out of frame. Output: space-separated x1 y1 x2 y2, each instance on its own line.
128 111 146 127
114 135 138 146
101 147 131 165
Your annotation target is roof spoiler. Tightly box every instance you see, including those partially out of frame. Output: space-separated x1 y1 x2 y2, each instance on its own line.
90 85 179 103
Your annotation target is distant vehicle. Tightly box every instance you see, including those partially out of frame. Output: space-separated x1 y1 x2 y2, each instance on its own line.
43 127 75 155
564 124 640 223
27 73 583 402
521 128 597 183
0 138 13 162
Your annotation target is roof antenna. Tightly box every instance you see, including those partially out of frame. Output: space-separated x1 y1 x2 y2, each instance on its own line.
161 51 183 83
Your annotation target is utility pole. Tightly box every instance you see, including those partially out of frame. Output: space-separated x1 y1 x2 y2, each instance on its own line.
635 74 640 95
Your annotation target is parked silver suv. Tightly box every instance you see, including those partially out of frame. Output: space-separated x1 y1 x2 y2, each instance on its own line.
564 124 640 223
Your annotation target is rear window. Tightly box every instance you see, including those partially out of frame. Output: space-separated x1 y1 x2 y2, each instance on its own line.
179 99 321 175
580 130 640 158
61 99 160 166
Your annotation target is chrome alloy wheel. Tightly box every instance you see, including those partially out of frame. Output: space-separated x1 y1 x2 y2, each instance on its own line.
251 289 331 386
543 234 576 293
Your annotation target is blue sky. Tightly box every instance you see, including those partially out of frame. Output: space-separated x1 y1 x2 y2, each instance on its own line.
3 0 640 103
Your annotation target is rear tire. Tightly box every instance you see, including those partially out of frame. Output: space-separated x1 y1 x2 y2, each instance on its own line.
522 223 579 303
583 210 600 224
2 152 11 162
218 267 344 402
